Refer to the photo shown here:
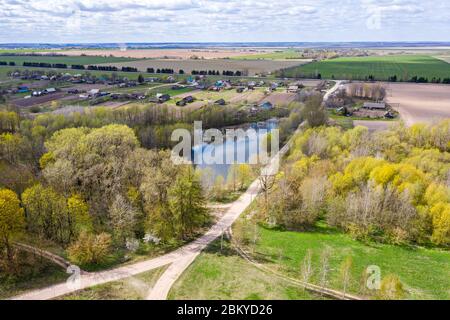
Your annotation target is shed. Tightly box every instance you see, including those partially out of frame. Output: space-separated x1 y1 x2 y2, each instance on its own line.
215 99 226 106
363 102 386 110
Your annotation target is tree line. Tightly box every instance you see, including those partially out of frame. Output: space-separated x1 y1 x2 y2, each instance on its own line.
260 120 450 247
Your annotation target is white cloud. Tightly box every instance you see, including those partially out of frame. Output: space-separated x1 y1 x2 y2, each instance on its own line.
0 0 448 42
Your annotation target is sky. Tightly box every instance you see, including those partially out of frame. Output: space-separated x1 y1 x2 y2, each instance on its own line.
0 0 449 43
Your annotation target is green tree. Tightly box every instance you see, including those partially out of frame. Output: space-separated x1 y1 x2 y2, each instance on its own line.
0 189 25 263
22 184 69 244
168 167 209 240
301 95 328 127
67 194 93 236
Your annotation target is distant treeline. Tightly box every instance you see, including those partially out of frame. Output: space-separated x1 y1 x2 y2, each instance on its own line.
0 61 16 66
147 68 176 74
12 62 140 73
192 70 243 76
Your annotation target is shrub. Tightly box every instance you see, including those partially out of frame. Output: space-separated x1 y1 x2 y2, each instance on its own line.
67 231 111 266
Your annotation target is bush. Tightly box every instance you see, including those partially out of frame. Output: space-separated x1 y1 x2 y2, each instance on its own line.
378 274 405 300
67 232 112 266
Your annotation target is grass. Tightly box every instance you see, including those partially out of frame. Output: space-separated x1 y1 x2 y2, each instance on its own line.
283 55 450 81
253 222 450 300
148 86 195 98
57 267 168 300
0 55 139 66
0 252 68 299
232 50 305 60
169 240 321 300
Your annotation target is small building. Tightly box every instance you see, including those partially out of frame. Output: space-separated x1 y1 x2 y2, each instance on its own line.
215 99 226 106
184 96 195 103
363 102 386 110
157 94 171 103
176 100 187 107
43 88 56 94
287 85 300 93
17 86 29 93
88 89 100 96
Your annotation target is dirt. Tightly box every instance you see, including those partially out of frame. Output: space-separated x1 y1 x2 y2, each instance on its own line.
95 59 307 76
262 92 297 105
385 83 450 125
45 49 275 60
13 92 67 108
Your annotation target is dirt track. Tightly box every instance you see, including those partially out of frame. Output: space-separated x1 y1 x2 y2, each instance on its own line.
386 83 450 125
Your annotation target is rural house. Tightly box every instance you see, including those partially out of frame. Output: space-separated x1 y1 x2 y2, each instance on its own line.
363 102 386 110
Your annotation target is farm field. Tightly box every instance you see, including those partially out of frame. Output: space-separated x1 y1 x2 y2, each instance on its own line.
281 55 450 81
385 82 450 125
96 59 308 76
0 55 139 65
170 224 450 300
169 241 320 300
436 55 450 63
45 49 272 60
232 49 305 60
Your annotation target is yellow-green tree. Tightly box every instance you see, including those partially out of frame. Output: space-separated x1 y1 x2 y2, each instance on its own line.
237 164 253 190
67 194 93 236
0 189 25 262
378 274 405 300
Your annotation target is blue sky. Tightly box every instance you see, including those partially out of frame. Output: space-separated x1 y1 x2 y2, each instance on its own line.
0 0 449 43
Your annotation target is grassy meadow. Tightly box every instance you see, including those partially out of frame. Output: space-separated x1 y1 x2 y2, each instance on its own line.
169 222 450 300
169 241 321 300
0 55 139 66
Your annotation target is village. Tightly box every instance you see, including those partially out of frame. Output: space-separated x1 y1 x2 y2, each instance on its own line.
0 67 334 116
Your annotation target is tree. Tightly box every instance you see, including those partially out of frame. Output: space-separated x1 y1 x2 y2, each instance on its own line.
22 184 69 244
301 95 328 127
319 247 332 294
0 189 25 263
237 164 253 190
67 194 92 236
109 194 138 245
227 164 239 192
168 167 209 240
378 274 405 300
300 249 313 289
137 74 144 84
340 256 353 297
67 231 111 266
212 175 226 201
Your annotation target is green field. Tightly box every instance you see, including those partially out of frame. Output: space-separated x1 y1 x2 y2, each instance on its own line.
169 241 320 300
232 50 305 60
0 55 139 66
281 55 450 81
170 222 450 300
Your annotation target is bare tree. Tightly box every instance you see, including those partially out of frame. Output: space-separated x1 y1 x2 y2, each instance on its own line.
319 246 332 296
340 256 353 297
301 249 314 290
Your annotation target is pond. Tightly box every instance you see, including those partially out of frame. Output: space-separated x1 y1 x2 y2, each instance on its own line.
192 119 279 183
